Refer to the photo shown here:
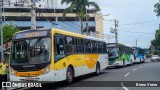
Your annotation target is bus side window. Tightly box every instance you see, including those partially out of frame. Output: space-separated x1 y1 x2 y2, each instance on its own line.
65 36 74 54
98 42 103 53
84 39 91 53
92 41 97 53
54 35 65 62
75 38 84 53
103 42 107 53
74 38 78 53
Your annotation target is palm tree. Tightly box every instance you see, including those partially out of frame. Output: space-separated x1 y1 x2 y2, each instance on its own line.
61 0 100 34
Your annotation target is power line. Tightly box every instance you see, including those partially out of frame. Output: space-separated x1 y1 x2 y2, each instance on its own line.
65 21 81 28
39 12 75 30
35 1 81 30
119 19 160 26
118 24 159 30
104 23 159 30
118 29 155 34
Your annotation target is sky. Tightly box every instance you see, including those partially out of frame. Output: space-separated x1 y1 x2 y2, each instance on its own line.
58 0 160 48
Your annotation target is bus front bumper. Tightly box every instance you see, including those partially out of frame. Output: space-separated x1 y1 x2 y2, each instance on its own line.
10 71 55 82
108 61 123 67
114 61 123 66
133 58 144 63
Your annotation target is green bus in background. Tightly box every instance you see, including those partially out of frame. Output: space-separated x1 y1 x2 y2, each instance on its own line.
107 43 134 68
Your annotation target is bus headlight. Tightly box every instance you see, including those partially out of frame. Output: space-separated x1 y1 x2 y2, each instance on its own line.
115 61 121 64
10 68 16 76
44 65 50 74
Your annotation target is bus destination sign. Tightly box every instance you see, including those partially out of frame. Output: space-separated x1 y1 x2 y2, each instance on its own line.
14 30 49 39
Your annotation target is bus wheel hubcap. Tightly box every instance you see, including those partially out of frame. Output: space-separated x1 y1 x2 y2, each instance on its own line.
67 71 72 81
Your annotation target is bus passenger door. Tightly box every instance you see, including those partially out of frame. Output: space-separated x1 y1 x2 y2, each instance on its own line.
54 34 67 81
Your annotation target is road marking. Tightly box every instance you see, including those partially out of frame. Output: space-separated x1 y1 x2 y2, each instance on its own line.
121 82 129 90
133 68 137 71
125 72 130 77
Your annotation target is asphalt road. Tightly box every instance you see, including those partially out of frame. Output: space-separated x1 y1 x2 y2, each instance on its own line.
22 60 160 90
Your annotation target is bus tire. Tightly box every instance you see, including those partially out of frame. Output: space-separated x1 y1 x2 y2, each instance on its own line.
66 67 74 84
95 63 100 75
139 59 141 64
123 59 125 67
130 59 133 66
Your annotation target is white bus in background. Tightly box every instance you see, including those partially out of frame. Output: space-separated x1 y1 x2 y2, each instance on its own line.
132 47 145 63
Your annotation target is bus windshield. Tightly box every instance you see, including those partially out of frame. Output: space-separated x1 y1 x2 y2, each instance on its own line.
109 48 119 58
11 37 51 65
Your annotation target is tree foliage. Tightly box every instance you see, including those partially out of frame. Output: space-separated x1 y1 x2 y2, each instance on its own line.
153 50 160 55
152 1 160 51
61 0 100 34
0 24 20 43
151 28 160 50
154 1 160 17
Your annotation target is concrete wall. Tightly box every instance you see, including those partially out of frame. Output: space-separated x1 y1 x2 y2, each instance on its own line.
95 13 104 39
2 10 104 38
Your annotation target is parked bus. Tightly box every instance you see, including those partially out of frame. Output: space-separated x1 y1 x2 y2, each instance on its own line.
107 43 134 67
132 47 145 63
9 28 108 83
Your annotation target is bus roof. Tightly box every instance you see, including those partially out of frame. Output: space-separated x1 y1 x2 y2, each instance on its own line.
14 28 106 42
53 28 106 42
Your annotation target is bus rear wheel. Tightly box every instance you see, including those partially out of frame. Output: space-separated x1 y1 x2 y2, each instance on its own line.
95 63 100 75
66 67 74 84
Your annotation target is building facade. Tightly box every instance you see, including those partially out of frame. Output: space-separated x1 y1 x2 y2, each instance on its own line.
3 0 58 8
1 0 104 38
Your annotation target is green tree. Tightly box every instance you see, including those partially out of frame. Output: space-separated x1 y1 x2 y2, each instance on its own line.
61 0 100 34
0 24 20 43
151 28 160 50
153 50 159 55
153 1 160 52
154 1 160 16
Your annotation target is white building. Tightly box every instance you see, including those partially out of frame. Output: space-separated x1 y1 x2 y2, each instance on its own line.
35 0 58 8
3 0 58 8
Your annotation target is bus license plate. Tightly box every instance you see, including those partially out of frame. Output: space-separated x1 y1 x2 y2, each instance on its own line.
25 77 34 81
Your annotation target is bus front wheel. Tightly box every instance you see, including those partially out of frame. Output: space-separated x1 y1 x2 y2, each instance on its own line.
139 59 142 64
66 67 74 84
123 59 125 67
95 63 100 75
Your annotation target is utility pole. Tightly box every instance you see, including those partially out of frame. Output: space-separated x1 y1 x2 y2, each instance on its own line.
136 38 137 47
31 0 36 29
114 19 119 46
55 15 58 28
0 0 3 60
86 23 89 35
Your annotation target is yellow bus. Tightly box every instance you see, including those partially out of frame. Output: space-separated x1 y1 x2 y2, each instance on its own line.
9 28 108 83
